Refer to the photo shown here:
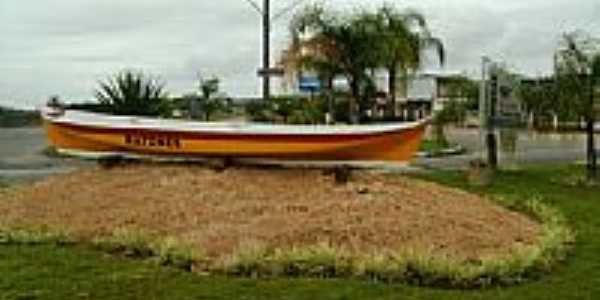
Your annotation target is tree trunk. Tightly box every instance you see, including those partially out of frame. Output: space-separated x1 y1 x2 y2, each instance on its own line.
349 78 360 124
387 65 397 119
587 75 597 180
327 75 336 124
586 118 596 180
326 75 334 91
434 124 448 148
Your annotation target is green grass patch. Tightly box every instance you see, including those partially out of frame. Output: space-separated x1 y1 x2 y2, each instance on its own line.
419 139 466 157
420 139 447 153
0 228 72 246
1 165 599 298
91 229 202 271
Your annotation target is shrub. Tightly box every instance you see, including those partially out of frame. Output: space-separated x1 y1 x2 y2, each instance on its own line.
95 70 172 117
151 237 201 271
92 228 155 258
0 228 71 246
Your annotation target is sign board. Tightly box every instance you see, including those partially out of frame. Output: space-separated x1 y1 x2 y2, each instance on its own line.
257 68 285 77
332 77 350 92
299 76 321 93
491 70 521 126
498 87 520 116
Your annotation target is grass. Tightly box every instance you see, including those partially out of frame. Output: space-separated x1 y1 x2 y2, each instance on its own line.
0 164 599 299
91 229 201 271
420 139 447 152
419 139 465 157
39 146 66 159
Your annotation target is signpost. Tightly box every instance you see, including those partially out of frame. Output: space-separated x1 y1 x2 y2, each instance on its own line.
298 76 322 93
243 0 306 102
257 68 285 77
299 76 321 101
480 58 521 170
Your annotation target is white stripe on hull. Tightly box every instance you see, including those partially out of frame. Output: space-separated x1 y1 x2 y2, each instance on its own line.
43 109 428 136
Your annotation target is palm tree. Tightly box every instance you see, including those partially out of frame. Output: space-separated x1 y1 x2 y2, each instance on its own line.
196 75 227 121
284 5 341 90
556 32 599 180
95 70 170 117
287 5 386 123
285 4 443 122
377 6 445 118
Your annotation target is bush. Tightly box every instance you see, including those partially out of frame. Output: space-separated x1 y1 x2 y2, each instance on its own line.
95 70 172 117
245 96 327 124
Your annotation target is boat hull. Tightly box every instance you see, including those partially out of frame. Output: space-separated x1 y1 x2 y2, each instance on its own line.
43 111 426 162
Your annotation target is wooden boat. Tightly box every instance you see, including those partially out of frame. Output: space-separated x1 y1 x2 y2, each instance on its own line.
42 108 427 163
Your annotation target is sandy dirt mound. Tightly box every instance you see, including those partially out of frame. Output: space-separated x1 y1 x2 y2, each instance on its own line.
0 165 540 261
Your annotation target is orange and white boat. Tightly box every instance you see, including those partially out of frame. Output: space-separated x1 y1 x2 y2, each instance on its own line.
42 108 427 163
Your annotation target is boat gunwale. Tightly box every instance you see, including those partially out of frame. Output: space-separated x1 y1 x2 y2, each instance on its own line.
42 109 429 136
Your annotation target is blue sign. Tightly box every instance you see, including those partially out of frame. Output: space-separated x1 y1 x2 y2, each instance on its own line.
299 76 321 92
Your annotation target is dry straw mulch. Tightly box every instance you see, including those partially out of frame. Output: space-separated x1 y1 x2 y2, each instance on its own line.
0 165 540 261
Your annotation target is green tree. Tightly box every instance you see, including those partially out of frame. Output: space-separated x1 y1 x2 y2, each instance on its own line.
555 31 599 180
427 76 477 148
431 100 467 148
288 5 382 123
286 4 442 123
444 75 479 111
245 100 272 122
271 96 298 123
517 78 557 128
95 70 171 117
195 75 228 121
374 5 444 118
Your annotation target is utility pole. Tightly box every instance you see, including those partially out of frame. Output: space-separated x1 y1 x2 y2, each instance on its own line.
245 0 303 101
262 0 271 102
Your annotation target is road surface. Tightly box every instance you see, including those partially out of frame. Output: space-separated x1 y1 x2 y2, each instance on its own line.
0 127 88 183
415 127 600 170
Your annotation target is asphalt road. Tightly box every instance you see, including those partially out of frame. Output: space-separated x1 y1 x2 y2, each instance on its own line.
415 127 600 170
0 127 88 183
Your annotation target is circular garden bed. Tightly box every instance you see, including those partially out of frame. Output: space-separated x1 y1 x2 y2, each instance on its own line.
0 164 572 288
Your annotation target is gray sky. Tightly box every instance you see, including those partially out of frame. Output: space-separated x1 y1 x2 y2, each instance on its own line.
1 0 599 109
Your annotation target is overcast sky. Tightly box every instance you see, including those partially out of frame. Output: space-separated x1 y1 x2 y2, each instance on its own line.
1 0 599 109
